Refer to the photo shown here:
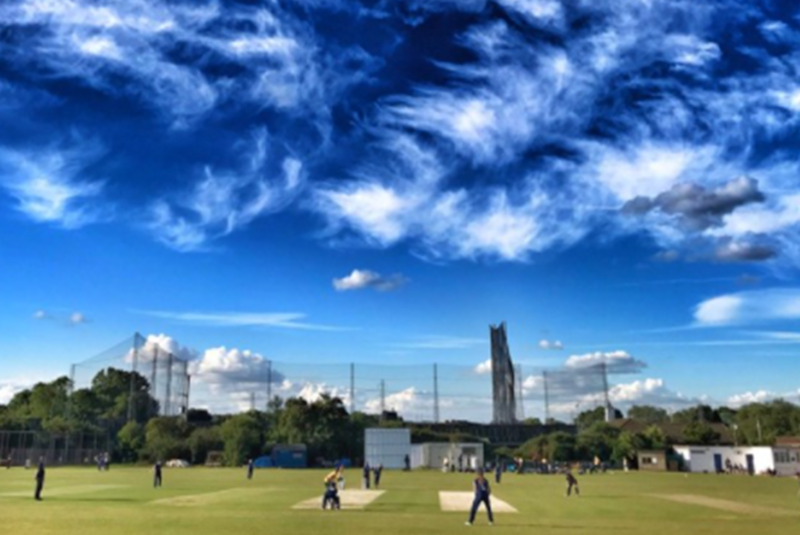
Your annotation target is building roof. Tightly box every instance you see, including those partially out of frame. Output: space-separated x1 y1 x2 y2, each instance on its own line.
609 419 735 445
775 436 800 447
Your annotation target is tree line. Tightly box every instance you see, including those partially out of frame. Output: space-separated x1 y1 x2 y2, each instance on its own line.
3 368 800 466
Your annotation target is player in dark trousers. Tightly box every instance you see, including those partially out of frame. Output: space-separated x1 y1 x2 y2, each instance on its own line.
34 457 45 501
363 462 371 489
565 470 579 497
465 468 493 526
247 458 254 480
322 468 341 510
153 461 163 488
495 461 502 484
373 464 383 488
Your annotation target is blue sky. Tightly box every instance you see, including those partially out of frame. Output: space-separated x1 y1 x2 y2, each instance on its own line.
2 0 800 419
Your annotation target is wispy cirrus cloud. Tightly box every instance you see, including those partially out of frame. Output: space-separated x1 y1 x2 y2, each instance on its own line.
147 129 303 252
694 289 800 327
136 310 344 331
0 142 107 228
398 335 485 350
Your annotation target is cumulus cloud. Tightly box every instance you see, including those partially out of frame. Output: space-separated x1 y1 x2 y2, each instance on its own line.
333 269 408 292
565 350 647 374
474 359 492 375
68 312 88 325
714 238 777 262
0 377 41 404
694 289 800 327
190 346 276 384
0 142 107 229
136 334 199 363
727 390 779 407
539 339 563 350
623 177 766 231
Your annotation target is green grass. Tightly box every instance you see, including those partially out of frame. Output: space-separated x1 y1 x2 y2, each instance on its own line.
0 467 798 534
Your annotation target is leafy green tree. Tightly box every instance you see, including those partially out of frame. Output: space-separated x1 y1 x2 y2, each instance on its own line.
118 421 145 462
642 425 667 449
683 421 720 445
612 431 644 462
735 400 800 445
627 405 669 424
221 412 263 466
672 405 721 424
547 432 577 462
145 417 190 461
188 426 223 465
577 422 619 461
575 407 606 431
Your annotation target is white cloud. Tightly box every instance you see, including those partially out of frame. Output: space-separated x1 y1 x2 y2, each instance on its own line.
190 346 271 384
565 350 647 374
474 359 492 375
694 289 800 327
137 310 343 331
333 269 407 292
398 336 484 350
0 143 106 229
0 377 42 404
147 130 303 251
539 339 563 350
496 0 563 25
68 312 87 325
727 390 779 407
136 333 199 363
33 310 48 320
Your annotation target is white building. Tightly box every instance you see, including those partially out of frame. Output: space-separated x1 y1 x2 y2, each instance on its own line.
673 445 800 476
410 442 485 470
364 428 411 469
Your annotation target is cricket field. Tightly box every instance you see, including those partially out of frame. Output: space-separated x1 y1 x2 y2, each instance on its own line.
0 467 797 534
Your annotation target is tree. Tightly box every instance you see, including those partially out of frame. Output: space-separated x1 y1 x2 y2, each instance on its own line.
523 417 543 426
547 432 577 462
575 407 606 431
92 368 157 427
188 427 223 465
627 405 669 425
220 412 263 466
144 417 190 461
683 421 720 445
577 422 619 461
612 431 644 462
735 400 800 445
672 405 721 425
642 425 667 449
118 421 145 462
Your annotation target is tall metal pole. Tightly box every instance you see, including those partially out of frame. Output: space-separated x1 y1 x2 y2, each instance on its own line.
543 371 550 423
266 360 272 411
433 363 440 424
516 364 525 421
601 362 611 422
380 380 386 415
66 364 76 464
150 345 159 418
165 353 174 417
127 336 140 422
349 363 355 415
